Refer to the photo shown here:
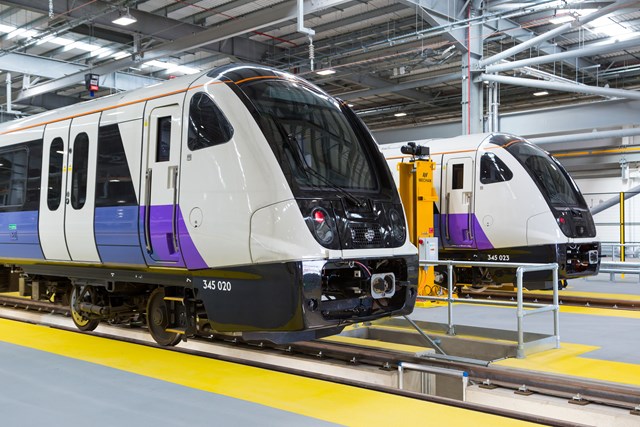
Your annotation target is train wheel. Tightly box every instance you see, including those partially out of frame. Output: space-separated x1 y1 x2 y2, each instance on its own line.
147 288 182 346
70 286 100 332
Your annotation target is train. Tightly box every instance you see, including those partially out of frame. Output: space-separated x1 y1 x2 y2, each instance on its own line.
380 133 600 290
0 64 418 345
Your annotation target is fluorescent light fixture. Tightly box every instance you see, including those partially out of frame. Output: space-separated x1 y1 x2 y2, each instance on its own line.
394 112 407 117
549 9 596 25
347 103 354 107
112 51 130 60
316 69 336 76
112 9 137 26
533 91 549 96
0 24 16 34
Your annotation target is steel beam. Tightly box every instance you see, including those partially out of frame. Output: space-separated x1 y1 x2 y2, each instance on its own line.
14 0 352 103
339 72 458 101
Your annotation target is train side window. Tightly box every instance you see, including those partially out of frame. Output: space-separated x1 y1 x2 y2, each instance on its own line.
47 138 64 210
480 152 513 184
452 164 464 190
0 148 27 208
156 116 171 162
95 124 137 207
71 133 89 210
188 92 234 151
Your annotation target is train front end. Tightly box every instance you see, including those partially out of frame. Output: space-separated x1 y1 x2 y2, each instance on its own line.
209 66 418 342
501 136 600 282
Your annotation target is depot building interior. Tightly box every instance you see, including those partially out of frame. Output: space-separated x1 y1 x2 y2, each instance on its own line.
0 1 639 426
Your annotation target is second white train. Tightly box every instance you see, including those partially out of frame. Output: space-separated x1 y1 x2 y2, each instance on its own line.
381 133 600 289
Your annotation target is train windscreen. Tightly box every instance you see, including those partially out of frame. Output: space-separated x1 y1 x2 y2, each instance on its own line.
505 141 584 207
240 79 378 192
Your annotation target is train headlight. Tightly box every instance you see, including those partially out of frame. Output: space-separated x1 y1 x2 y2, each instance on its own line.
311 207 335 246
389 208 406 243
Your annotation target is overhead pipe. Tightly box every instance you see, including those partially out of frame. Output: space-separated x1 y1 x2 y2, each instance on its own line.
5 73 11 113
478 73 640 101
591 184 640 215
529 127 640 145
486 35 640 74
478 0 640 68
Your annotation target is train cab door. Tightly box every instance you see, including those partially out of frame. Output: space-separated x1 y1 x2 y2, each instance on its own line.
63 113 101 262
141 102 184 265
441 155 476 249
40 120 72 261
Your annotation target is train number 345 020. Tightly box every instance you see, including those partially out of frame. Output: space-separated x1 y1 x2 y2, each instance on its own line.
487 254 510 261
202 280 232 291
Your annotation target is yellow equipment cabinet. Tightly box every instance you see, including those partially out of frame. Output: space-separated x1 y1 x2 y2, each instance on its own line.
398 156 438 296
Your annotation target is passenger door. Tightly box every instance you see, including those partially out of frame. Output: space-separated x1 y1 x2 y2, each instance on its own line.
64 113 101 262
441 156 476 248
40 120 72 261
141 101 184 265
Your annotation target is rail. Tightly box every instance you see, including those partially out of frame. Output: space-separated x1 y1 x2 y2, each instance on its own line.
418 260 559 358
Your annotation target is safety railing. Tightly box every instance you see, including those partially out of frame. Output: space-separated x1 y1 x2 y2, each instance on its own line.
397 362 468 400
599 243 640 282
419 260 559 358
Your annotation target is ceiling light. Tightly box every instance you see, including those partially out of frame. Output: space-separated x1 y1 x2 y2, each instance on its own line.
316 69 336 76
533 91 549 96
394 112 407 117
112 9 137 26
347 103 354 107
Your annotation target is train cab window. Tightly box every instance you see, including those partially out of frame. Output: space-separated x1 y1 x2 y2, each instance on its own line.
156 116 171 162
0 148 27 208
187 93 234 151
452 164 464 190
47 138 64 210
480 152 513 184
71 133 89 210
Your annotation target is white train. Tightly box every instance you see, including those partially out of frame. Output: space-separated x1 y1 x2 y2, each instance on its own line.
380 133 600 289
0 64 418 345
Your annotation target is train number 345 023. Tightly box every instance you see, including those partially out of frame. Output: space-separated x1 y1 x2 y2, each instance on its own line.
202 280 232 291
487 254 510 261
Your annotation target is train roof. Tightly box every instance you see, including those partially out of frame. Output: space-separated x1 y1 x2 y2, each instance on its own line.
0 70 208 136
378 133 526 158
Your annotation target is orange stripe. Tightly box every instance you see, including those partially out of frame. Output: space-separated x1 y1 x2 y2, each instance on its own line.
0 82 216 136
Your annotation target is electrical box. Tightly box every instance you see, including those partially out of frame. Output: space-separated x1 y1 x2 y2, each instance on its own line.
418 237 438 262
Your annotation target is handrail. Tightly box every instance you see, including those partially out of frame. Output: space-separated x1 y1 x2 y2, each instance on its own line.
171 166 180 254
144 168 153 254
419 259 559 358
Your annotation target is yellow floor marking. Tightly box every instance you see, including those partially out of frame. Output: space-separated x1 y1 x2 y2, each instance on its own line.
0 319 535 427
495 343 640 387
322 334 429 354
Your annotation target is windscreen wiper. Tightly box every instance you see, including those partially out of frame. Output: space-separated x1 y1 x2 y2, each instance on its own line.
285 133 367 208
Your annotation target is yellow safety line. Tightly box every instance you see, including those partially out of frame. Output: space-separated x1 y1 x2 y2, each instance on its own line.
0 319 534 426
527 289 640 302
494 343 640 387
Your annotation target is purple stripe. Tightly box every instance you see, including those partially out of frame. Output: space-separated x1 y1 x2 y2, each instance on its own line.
139 205 208 269
435 213 493 249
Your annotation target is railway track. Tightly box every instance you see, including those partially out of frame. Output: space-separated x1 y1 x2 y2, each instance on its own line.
1 294 638 425
459 289 640 310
